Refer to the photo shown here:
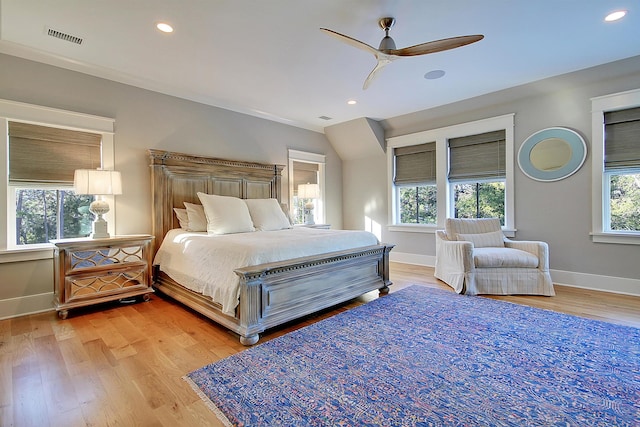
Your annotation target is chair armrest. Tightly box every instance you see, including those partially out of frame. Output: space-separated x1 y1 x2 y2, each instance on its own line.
436 231 475 273
504 239 550 270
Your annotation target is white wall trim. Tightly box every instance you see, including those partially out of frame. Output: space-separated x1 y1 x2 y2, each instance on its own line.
551 269 640 297
390 251 640 297
390 251 436 268
0 292 54 320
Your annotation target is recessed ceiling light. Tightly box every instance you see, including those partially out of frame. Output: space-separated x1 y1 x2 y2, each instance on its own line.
347 99 357 105
156 22 174 33
605 10 627 22
424 70 446 80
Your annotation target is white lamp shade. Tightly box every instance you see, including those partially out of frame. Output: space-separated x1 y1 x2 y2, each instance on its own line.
298 183 319 199
74 169 122 195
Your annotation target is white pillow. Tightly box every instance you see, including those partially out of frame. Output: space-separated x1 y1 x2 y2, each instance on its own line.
197 192 255 235
244 198 292 231
456 230 505 248
183 202 207 232
173 208 189 229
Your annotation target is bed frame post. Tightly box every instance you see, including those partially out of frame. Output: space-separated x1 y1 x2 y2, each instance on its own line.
238 273 262 346
379 244 395 294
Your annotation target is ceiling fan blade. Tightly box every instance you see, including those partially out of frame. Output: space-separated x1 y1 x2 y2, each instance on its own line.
320 28 379 55
362 56 393 90
391 34 484 57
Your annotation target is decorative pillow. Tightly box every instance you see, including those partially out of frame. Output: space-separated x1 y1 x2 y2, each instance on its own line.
456 230 505 248
173 208 189 229
197 192 255 235
280 203 294 226
244 198 292 231
183 202 207 232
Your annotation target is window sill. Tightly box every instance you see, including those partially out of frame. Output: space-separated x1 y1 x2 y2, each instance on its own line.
387 224 437 234
590 232 640 245
0 245 54 263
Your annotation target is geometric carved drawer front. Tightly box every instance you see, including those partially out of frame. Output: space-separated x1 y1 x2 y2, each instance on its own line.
51 234 154 319
66 266 147 301
69 245 145 272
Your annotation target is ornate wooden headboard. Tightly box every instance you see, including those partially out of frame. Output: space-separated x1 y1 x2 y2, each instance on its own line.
148 149 285 254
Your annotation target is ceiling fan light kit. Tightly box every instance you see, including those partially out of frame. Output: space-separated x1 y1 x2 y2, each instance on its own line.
320 17 484 90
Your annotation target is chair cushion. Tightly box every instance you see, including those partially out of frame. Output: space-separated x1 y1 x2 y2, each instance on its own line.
446 218 501 236
473 247 539 268
457 230 505 247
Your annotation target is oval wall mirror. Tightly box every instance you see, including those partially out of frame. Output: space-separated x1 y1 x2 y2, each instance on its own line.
518 127 587 181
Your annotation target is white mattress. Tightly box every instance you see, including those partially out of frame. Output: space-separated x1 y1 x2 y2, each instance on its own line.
153 227 379 315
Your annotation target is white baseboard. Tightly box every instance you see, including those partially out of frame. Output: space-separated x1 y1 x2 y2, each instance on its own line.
550 269 640 296
0 292 54 320
390 251 640 297
390 252 435 267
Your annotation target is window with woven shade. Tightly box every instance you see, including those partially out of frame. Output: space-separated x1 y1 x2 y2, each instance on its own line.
393 142 437 224
448 130 506 225
7 122 103 245
1 99 115 252
603 106 640 232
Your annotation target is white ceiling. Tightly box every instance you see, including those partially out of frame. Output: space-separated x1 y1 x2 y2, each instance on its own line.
1 1 639 133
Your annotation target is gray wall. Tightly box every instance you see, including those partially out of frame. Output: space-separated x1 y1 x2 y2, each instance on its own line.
341 56 640 289
0 53 341 315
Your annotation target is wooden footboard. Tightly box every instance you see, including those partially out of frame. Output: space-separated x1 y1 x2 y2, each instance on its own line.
153 243 393 345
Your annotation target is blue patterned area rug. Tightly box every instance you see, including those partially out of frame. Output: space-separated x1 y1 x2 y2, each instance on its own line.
185 286 640 426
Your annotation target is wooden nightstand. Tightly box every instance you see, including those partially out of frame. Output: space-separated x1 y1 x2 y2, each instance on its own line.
51 234 155 319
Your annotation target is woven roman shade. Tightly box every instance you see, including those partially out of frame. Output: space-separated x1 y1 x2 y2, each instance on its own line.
394 142 436 185
448 130 506 182
293 161 318 187
604 106 640 170
8 122 102 185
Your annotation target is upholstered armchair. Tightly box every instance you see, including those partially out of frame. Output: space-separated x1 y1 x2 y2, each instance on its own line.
435 218 554 296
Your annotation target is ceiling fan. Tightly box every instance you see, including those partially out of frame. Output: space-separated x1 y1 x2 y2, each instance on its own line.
320 17 484 90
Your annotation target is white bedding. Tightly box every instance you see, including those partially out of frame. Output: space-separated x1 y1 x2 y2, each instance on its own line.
153 227 379 315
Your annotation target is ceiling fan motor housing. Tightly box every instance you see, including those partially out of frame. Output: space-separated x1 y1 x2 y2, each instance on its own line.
378 17 397 51
379 36 396 51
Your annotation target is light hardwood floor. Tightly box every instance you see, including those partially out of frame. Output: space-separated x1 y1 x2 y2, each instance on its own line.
2 262 639 426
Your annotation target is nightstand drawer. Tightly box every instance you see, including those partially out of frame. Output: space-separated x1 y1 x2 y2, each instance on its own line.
65 263 149 303
66 244 147 274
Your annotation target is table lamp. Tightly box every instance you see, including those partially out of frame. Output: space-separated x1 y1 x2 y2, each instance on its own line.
74 169 122 238
298 183 319 225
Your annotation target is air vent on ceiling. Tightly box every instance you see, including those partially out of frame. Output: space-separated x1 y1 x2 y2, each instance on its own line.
318 116 333 121
45 27 83 45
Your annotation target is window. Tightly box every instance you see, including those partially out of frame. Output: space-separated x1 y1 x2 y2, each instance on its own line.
591 89 640 244
0 99 115 254
448 130 506 225
388 114 514 233
288 150 326 225
604 107 640 232
393 142 437 224
8 122 102 245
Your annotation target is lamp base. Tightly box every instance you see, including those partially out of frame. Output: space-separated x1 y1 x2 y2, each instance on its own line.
90 217 110 239
304 202 315 225
89 199 111 239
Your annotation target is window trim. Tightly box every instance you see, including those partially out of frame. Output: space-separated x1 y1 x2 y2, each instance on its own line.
0 99 115 258
287 149 326 225
387 114 515 234
591 89 640 245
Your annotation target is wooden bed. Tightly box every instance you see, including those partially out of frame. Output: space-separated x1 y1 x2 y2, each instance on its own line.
149 149 394 345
